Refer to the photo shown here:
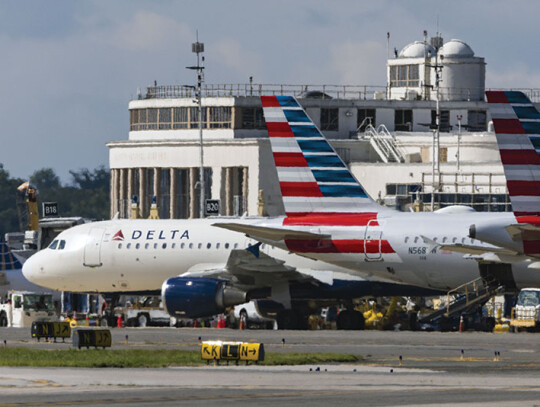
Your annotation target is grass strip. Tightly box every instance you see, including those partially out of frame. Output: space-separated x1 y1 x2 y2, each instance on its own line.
0 348 361 368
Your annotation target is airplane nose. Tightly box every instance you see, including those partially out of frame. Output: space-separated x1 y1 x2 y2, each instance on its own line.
22 253 43 284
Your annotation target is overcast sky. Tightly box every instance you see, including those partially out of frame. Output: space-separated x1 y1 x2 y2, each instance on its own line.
1 0 539 183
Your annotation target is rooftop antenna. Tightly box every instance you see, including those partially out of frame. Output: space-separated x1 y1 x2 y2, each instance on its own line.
187 30 205 218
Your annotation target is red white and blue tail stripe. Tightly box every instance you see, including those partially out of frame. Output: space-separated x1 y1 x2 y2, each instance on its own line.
261 95 383 216
487 91 540 216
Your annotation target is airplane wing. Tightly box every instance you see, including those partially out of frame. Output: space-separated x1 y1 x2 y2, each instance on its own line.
213 223 329 241
180 243 332 287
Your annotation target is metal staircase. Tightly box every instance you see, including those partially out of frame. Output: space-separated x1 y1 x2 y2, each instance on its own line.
360 120 406 163
419 277 504 324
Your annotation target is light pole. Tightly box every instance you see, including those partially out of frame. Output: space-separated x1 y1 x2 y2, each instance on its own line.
456 114 463 172
187 38 205 218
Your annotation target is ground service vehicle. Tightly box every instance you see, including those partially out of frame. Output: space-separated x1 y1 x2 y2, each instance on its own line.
511 288 540 331
0 291 56 327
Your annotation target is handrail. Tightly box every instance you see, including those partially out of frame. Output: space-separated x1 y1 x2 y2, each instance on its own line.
445 277 490 316
137 84 540 102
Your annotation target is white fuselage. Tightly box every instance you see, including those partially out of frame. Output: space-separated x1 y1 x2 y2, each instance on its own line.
22 211 540 294
21 218 379 293
249 211 540 291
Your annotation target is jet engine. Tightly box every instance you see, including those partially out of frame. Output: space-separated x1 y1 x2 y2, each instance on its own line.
162 277 247 319
469 218 523 252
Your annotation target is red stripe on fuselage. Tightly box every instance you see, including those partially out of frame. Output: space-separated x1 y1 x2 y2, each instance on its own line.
514 212 540 217
283 212 379 226
266 122 294 137
273 152 308 167
486 91 509 104
261 96 280 107
285 239 394 254
280 182 323 197
516 216 540 225
500 150 540 165
507 181 540 196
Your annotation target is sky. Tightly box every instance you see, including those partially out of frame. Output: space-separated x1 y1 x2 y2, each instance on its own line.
1 0 540 183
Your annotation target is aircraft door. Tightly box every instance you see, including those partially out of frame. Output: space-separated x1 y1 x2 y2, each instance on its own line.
364 219 383 261
84 228 104 267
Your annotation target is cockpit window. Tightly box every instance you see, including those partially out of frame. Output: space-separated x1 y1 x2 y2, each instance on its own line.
49 240 59 250
58 240 66 250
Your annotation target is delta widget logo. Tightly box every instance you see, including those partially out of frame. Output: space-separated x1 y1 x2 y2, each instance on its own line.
112 230 125 241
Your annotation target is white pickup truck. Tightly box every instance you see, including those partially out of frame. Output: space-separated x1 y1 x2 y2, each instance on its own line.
0 291 57 327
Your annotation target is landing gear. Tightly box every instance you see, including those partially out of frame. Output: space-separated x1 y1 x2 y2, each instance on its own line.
336 310 365 330
102 295 120 327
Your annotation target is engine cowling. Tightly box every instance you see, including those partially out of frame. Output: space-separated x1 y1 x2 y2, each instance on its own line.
469 219 523 253
162 277 247 319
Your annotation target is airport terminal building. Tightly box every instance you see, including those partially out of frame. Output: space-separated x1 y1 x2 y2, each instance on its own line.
108 37 539 219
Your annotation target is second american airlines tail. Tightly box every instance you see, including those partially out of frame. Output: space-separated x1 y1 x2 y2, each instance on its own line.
217 92 540 292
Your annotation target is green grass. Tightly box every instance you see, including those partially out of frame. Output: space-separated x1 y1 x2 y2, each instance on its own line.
0 348 361 368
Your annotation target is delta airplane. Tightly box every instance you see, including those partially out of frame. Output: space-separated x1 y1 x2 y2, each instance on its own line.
21 216 439 329
215 91 540 295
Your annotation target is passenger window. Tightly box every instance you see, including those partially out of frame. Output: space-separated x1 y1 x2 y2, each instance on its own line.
442 237 447 243
207 243 211 249
189 243 193 249
234 243 238 249
433 237 438 242
58 240 66 250
162 243 167 249
404 237 409 243
225 243 229 249
216 243 220 249
452 237 457 243
49 240 58 250
198 243 202 249
181 243 185 249
118 243 122 249
414 237 418 243
261 244 266 249
171 243 176 249
136 243 140 249
145 243 150 249
461 238 466 244
127 243 131 249
153 243 158 249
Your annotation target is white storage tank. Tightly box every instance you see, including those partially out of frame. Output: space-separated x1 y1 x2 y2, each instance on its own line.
438 39 485 102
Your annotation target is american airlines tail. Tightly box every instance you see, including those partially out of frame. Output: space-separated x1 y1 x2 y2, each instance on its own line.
261 95 387 217
486 90 540 216
486 90 540 256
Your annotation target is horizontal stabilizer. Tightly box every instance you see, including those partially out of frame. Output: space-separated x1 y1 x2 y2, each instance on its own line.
505 223 540 241
213 222 329 241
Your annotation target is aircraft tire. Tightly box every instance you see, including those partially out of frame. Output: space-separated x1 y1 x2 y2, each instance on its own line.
0 312 7 327
337 310 365 330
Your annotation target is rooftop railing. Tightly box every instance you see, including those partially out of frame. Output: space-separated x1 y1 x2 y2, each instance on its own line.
140 84 540 102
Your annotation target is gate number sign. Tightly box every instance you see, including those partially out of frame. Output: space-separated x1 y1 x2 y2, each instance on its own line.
205 199 220 216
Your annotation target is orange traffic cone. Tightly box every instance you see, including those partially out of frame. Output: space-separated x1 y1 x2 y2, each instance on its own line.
458 315 465 333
